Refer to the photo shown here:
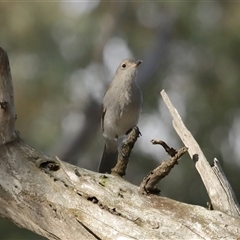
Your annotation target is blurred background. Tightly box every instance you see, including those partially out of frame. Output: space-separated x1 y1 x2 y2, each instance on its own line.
1 1 240 239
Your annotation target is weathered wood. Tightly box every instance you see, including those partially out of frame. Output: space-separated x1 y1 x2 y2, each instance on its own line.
0 48 240 239
111 126 141 177
0 48 17 143
212 158 240 215
161 89 240 218
0 139 240 239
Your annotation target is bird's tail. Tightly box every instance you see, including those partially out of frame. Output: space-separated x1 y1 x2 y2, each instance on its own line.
98 144 118 173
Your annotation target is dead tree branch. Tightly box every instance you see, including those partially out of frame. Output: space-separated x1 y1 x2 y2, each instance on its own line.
161 89 240 218
111 126 141 177
139 140 188 194
0 48 240 239
139 141 188 195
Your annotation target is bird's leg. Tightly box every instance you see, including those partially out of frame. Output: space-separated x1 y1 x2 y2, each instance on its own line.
125 125 142 136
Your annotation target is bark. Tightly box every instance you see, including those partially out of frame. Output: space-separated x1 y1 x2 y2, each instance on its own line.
0 48 240 239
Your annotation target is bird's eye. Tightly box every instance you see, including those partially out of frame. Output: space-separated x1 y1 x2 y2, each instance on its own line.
121 63 126 68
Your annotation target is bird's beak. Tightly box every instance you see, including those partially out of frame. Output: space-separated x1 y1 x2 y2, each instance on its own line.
135 60 142 67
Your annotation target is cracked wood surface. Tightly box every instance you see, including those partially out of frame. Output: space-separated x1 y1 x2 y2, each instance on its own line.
0 137 240 239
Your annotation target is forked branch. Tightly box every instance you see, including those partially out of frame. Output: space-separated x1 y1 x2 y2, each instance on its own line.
139 140 188 194
161 89 240 217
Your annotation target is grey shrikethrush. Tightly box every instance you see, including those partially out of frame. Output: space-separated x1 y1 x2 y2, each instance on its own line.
98 58 143 173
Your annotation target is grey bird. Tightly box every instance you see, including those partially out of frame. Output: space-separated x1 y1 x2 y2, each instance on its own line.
98 58 143 173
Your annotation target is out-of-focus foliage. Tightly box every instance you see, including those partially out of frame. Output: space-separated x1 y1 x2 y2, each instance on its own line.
1 1 240 239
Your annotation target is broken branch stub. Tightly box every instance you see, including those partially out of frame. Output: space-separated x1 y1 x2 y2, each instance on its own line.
111 126 141 177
